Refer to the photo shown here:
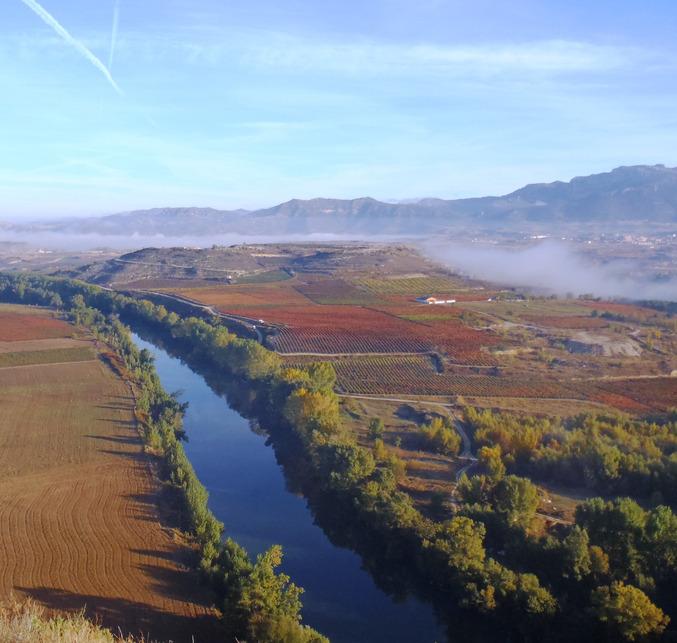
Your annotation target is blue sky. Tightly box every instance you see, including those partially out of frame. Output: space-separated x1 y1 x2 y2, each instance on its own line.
1 0 676 218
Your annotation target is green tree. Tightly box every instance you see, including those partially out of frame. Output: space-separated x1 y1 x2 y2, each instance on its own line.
231 339 282 379
456 473 493 505
591 582 669 641
239 546 303 636
70 293 85 309
49 293 63 308
368 418 385 440
514 573 558 616
561 526 592 581
644 505 677 577
284 388 340 439
492 475 539 530
316 441 376 490
419 417 461 456
428 516 487 573
576 498 647 583
478 445 506 480
220 542 328 643
306 362 337 393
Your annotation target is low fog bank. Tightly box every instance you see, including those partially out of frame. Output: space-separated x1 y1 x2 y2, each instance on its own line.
424 240 677 302
3 228 675 302
0 230 416 252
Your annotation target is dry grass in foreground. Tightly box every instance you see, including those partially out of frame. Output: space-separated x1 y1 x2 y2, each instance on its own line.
0 599 146 643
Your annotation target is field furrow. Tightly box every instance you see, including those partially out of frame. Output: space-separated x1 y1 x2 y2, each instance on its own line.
0 305 221 641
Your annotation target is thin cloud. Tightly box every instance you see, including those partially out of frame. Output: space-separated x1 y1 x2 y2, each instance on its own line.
18 0 122 94
49 30 643 77
242 38 639 75
108 0 120 70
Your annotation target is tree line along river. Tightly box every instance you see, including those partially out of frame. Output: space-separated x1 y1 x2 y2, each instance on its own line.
131 331 445 643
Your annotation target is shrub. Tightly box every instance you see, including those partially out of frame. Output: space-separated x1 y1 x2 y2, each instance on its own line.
419 417 461 455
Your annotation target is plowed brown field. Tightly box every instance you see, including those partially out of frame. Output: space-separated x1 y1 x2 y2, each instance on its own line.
0 308 73 341
0 306 221 641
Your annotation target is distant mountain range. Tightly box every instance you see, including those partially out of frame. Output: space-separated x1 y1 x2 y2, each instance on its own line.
7 165 677 236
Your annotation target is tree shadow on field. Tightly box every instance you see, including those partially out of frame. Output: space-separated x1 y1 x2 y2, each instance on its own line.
97 449 147 462
16 586 223 643
124 491 164 524
131 547 188 565
96 402 134 411
135 562 200 604
95 417 137 429
85 433 139 446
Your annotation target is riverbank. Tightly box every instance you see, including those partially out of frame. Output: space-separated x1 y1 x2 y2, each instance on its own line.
132 328 446 642
0 279 329 643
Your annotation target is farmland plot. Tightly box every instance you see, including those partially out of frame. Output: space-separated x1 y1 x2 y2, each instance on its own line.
231 303 498 360
172 283 310 308
591 377 677 412
294 279 379 305
166 283 498 361
354 276 464 295
0 308 220 641
0 337 89 354
524 315 610 330
0 308 73 341
0 346 94 368
330 355 579 398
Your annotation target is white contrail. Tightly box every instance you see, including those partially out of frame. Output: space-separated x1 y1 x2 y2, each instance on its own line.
19 0 123 95
108 0 120 70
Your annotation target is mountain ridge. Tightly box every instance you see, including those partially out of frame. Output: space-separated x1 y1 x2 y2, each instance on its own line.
7 164 677 236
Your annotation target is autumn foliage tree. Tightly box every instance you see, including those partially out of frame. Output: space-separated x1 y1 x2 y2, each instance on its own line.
591 581 669 641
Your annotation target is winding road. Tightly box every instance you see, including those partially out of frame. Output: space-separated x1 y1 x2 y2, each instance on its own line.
128 289 266 342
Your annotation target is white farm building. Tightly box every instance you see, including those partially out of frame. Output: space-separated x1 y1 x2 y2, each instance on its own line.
415 295 456 305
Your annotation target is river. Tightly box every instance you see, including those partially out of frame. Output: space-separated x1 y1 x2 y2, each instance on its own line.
132 333 445 643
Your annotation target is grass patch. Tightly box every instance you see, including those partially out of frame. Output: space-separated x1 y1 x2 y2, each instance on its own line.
235 270 292 284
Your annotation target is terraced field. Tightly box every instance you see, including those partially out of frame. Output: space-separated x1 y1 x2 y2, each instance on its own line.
0 306 220 641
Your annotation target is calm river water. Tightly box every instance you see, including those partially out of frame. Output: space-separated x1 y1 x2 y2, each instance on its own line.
132 333 445 643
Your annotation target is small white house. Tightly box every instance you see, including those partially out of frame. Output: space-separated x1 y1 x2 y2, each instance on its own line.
415 295 456 305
